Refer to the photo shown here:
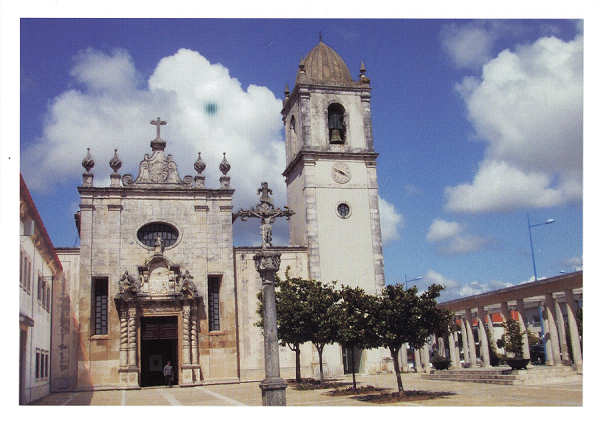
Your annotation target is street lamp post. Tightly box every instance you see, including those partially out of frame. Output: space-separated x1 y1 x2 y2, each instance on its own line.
527 214 555 281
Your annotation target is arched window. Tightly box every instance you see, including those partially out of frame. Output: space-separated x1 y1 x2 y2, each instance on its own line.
328 103 346 144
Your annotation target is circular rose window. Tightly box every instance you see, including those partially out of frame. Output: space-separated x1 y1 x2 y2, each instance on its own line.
337 202 351 219
137 222 179 248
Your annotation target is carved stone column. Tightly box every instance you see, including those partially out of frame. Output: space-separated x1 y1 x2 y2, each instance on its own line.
459 318 470 366
564 289 582 372
119 307 128 368
400 343 409 372
421 344 431 373
191 304 199 365
477 307 490 367
516 299 531 362
437 336 445 357
414 347 423 372
484 311 499 355
448 331 459 369
464 309 477 367
453 331 463 368
254 250 287 406
127 306 137 367
553 298 569 364
182 304 191 366
544 294 562 365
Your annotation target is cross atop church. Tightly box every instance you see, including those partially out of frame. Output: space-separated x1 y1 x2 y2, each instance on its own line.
151 117 167 140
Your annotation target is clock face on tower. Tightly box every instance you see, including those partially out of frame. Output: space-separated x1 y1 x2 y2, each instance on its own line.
331 162 351 184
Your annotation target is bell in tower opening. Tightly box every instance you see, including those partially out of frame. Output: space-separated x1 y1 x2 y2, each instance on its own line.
328 103 346 144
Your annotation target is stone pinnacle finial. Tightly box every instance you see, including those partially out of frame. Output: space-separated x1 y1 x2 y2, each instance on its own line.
219 152 231 175
194 152 206 175
319 31 323 42
82 147 95 173
359 61 370 83
298 57 305 73
109 149 122 173
284 84 290 97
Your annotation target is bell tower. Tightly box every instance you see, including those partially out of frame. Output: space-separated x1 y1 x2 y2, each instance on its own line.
281 40 385 294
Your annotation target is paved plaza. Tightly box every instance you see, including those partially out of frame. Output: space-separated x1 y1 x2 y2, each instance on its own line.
32 373 582 406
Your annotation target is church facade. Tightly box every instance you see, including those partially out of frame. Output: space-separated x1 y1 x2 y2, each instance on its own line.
54 40 388 390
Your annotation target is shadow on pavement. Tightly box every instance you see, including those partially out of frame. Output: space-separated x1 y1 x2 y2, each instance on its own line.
351 390 456 404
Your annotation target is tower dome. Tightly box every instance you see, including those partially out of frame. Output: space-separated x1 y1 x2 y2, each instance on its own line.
298 41 353 84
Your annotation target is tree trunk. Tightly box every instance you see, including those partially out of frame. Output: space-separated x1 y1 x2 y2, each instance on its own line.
317 345 324 382
351 346 357 390
295 345 302 382
391 347 404 393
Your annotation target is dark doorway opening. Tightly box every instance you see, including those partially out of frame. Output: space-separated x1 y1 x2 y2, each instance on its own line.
140 316 178 387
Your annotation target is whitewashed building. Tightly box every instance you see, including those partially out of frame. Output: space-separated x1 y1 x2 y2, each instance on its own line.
19 175 64 404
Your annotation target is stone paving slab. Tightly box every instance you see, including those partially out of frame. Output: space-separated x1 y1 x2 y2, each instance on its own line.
31 372 582 407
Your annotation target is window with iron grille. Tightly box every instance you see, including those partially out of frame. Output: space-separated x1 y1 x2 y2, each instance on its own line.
38 275 43 302
92 278 108 335
19 250 23 287
137 222 179 248
35 351 40 379
208 276 221 331
44 353 48 378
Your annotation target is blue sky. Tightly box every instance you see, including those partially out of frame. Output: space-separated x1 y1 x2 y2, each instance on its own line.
15 16 584 301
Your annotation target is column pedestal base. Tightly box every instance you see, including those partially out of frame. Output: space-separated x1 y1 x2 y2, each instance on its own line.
180 364 203 386
119 367 139 388
259 377 287 406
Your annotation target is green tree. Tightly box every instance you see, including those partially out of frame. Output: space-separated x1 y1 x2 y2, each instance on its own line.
373 283 452 393
501 319 524 358
332 285 380 390
256 275 312 382
301 278 340 382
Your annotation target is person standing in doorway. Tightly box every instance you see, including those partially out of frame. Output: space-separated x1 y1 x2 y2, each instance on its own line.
163 360 173 387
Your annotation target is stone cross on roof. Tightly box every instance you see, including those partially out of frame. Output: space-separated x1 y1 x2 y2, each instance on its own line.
151 117 167 140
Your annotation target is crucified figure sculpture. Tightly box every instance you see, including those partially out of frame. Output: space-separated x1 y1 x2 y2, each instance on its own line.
233 182 294 248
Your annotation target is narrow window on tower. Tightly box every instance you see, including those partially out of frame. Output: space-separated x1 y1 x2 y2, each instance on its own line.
208 276 221 331
92 277 108 335
328 103 346 144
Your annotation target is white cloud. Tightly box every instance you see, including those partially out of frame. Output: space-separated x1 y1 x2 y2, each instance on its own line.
426 218 487 254
440 22 498 70
445 33 582 213
22 48 288 242
426 218 462 242
378 196 404 245
426 269 513 301
563 256 583 272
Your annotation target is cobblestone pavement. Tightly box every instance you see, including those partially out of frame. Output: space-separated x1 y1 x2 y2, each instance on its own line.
32 373 582 406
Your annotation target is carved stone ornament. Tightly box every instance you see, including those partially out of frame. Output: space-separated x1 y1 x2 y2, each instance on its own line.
127 150 183 185
82 148 95 173
119 270 142 300
109 149 122 173
219 152 231 175
177 270 198 298
254 251 281 274
194 152 206 175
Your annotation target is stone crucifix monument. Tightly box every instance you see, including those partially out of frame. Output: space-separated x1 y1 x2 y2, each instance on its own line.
233 182 294 406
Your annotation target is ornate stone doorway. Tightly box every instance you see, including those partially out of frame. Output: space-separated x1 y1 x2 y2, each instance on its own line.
115 250 203 388
140 316 178 387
